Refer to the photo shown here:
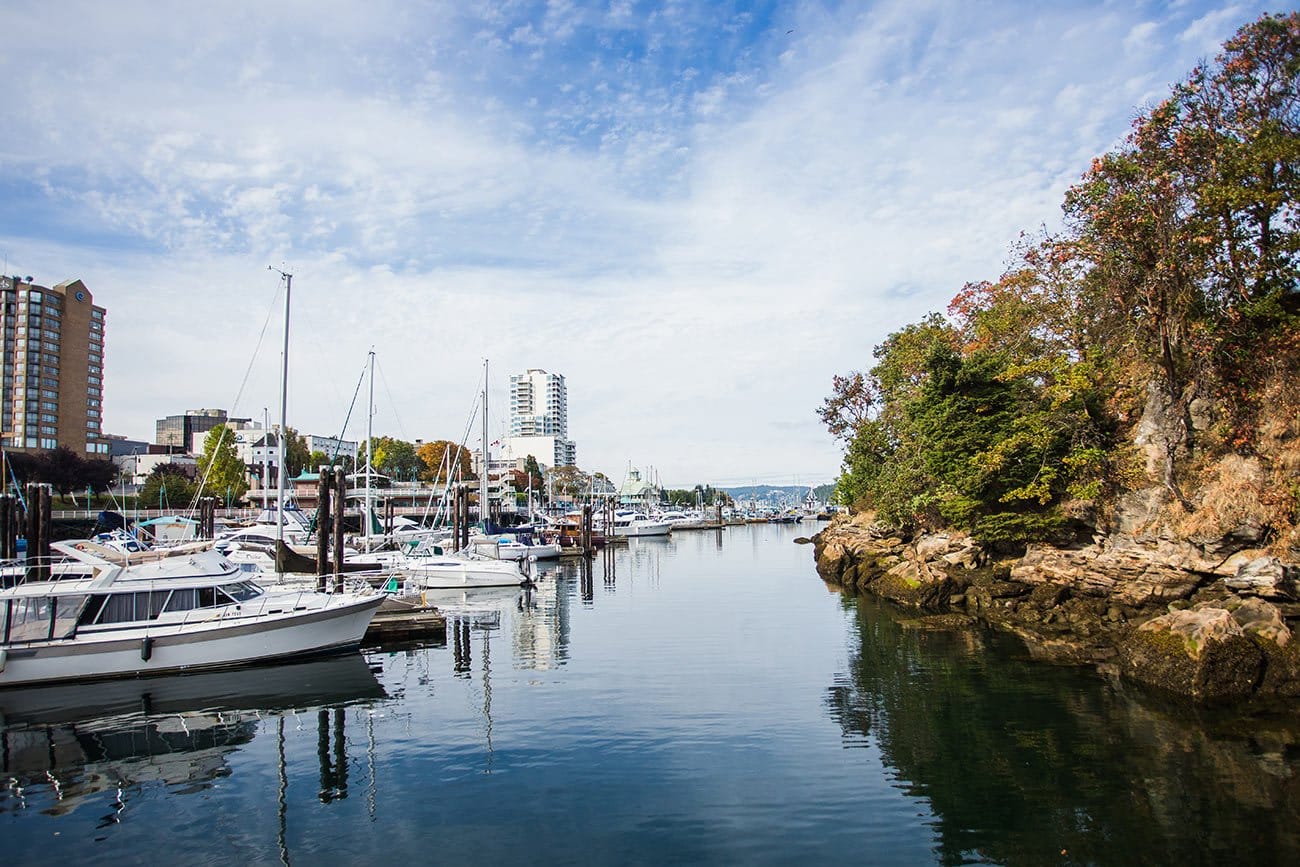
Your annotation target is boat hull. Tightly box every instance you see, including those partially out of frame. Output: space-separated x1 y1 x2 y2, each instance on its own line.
612 523 672 537
0 594 383 688
390 560 527 589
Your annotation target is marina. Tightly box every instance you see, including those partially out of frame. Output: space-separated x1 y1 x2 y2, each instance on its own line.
4 522 1300 863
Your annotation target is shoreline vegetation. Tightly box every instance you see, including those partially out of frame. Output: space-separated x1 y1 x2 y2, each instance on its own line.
815 13 1300 705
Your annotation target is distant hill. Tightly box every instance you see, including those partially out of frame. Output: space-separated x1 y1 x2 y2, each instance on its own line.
724 484 835 502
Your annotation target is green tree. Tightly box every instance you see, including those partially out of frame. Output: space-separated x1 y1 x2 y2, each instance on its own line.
547 465 590 501
523 455 544 487
282 427 311 478
196 425 250 503
139 464 198 511
370 436 420 480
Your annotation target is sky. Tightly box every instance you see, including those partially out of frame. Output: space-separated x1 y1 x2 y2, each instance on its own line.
0 0 1277 489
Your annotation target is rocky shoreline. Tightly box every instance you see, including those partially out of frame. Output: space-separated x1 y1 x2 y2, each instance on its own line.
812 513 1300 704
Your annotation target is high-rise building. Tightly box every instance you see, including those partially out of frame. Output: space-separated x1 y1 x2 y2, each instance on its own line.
505 368 576 468
0 276 109 455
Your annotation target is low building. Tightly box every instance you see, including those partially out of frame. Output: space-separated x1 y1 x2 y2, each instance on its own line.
114 453 198 486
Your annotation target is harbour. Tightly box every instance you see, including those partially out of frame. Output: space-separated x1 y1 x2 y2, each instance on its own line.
4 522 1300 864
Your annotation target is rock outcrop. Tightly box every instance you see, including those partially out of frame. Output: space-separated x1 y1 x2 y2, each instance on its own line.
813 508 1300 704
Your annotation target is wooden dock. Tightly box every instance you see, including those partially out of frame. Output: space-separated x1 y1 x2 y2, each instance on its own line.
364 598 447 642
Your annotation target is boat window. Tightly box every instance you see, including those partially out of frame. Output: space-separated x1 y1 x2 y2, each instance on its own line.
97 592 135 624
95 590 173 624
223 582 260 602
164 588 197 612
78 594 108 625
53 596 87 638
197 587 219 608
7 596 53 642
146 590 169 619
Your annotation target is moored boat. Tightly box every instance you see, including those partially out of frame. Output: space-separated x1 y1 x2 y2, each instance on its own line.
0 542 383 687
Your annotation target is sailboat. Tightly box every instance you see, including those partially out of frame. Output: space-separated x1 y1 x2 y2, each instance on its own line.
370 360 528 589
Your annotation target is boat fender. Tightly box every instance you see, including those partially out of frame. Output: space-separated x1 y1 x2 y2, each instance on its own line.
141 636 154 662
0 648 6 673
75 543 86 551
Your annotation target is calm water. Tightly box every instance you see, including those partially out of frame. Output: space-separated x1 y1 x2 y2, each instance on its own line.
4 523 1300 865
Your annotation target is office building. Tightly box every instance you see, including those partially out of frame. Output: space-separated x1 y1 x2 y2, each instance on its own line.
0 276 108 455
156 408 250 452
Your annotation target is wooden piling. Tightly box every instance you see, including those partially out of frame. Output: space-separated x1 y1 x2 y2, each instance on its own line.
0 494 9 560
332 466 346 577
451 485 461 551
38 485 51 583
316 466 331 592
25 483 38 583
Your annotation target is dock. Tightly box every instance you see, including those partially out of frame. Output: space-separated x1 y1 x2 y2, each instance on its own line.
364 596 447 643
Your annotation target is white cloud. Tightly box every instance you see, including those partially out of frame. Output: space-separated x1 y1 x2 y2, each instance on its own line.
0 0 1276 486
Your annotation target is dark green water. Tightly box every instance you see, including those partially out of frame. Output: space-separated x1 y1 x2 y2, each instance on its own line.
2 523 1298 865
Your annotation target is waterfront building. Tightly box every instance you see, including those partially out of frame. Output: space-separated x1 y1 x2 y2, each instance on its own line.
618 468 660 509
114 452 198 486
0 276 109 455
306 433 358 464
505 368 577 468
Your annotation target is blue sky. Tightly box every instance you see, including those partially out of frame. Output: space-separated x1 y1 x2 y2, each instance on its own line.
0 0 1276 487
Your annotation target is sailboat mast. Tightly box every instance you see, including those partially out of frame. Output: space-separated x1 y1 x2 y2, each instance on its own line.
262 407 270 510
365 348 374 552
480 359 489 529
270 267 292 550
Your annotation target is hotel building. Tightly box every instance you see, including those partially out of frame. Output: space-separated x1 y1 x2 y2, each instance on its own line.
0 276 108 455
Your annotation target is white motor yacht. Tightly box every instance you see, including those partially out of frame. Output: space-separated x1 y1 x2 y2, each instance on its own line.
611 511 672 538
0 542 384 687
488 535 561 561
373 537 530 589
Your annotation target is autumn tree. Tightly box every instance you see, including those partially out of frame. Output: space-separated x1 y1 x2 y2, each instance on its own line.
823 13 1300 540
417 439 473 483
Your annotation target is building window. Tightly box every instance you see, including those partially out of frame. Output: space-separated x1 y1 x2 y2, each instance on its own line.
41 425 56 435
40 438 57 449
25 437 36 448
40 413 56 423
87 375 100 385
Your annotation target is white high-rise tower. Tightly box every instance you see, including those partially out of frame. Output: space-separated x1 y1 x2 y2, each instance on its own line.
505 368 576 468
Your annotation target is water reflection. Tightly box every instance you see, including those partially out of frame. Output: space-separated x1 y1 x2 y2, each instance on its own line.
0 654 385 821
828 593 1300 865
